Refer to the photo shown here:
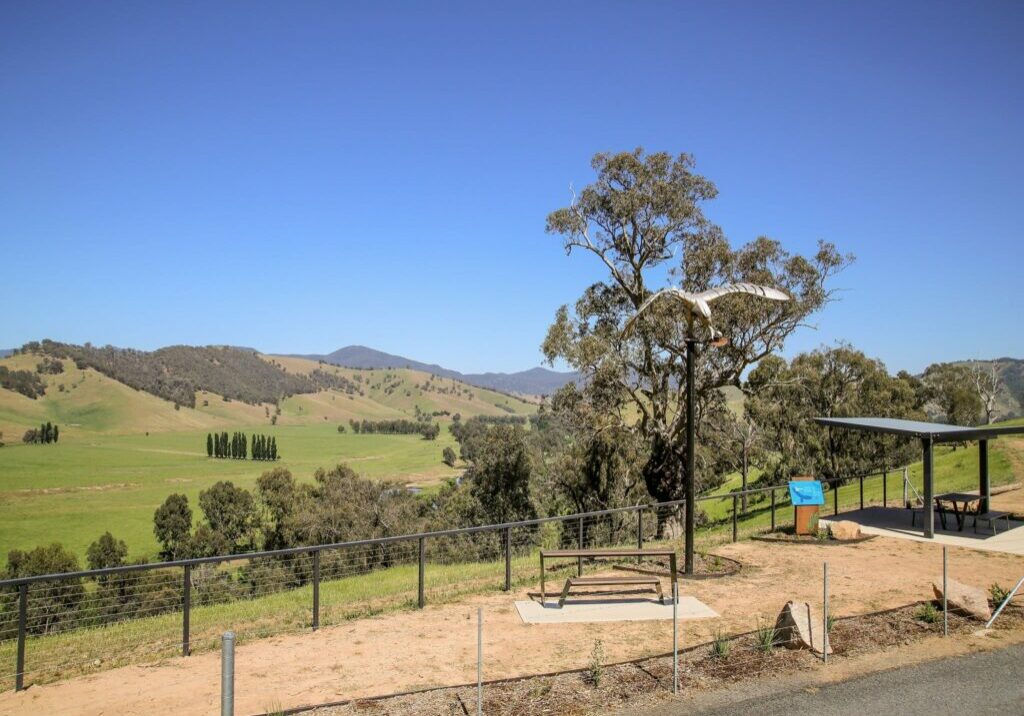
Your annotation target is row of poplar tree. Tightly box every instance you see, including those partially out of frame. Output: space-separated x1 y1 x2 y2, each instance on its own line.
205 431 279 461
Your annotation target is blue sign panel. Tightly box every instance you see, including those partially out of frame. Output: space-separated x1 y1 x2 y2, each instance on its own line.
788 480 825 506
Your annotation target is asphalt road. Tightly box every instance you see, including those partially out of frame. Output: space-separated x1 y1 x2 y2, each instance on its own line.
638 642 1024 716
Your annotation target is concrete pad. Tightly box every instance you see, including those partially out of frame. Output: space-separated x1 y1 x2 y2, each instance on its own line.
514 596 718 624
820 507 1024 555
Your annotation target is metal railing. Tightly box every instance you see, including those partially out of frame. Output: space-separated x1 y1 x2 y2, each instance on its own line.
0 466 909 692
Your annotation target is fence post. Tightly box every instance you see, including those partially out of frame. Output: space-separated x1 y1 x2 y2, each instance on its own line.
942 546 948 637
504 527 512 592
903 467 909 507
731 495 738 543
577 517 584 577
182 564 191 657
15 583 26 692
221 631 235 716
418 536 426 609
672 581 679 694
637 508 644 554
770 489 777 532
859 475 864 511
883 468 888 508
833 480 839 516
477 607 483 716
312 550 321 630
823 562 829 664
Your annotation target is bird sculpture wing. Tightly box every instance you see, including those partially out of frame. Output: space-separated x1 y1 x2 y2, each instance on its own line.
622 288 697 336
694 283 790 303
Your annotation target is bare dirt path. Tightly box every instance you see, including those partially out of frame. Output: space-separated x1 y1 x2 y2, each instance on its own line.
2 536 1021 716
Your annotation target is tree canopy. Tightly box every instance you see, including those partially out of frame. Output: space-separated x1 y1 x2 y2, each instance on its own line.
543 149 851 502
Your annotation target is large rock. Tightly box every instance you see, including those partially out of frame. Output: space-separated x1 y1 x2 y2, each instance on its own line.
829 520 862 541
932 578 991 621
774 601 832 655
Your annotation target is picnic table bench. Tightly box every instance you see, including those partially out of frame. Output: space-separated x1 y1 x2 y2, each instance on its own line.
539 548 677 607
910 492 1011 534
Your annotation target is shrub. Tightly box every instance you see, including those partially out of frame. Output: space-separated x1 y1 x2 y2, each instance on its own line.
988 582 1011 606
712 630 731 658
587 639 605 686
915 602 940 623
754 619 777 652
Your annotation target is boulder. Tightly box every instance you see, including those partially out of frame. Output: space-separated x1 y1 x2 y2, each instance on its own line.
774 600 832 655
932 578 991 621
828 521 862 541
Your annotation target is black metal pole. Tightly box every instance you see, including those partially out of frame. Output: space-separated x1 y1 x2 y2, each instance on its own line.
636 508 643 564
923 438 935 538
980 439 990 513
883 468 888 508
417 537 426 608
859 474 864 511
182 564 191 657
833 480 839 516
504 527 511 591
312 550 320 630
770 489 777 531
731 494 738 543
685 337 696 576
15 583 26 691
577 517 584 577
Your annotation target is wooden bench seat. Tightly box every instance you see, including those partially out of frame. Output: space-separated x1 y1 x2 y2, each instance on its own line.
557 575 663 607
972 511 1011 535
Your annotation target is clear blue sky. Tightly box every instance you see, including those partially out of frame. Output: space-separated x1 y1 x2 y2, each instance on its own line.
2 1 1021 374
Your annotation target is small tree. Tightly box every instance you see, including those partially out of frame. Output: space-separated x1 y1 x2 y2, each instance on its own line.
206 433 213 457
87 532 128 572
153 494 193 559
970 364 1002 425
3 544 84 636
199 481 258 553
442 446 457 467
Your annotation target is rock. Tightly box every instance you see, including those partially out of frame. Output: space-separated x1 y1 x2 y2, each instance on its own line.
828 520 862 541
932 578 991 621
774 600 832 654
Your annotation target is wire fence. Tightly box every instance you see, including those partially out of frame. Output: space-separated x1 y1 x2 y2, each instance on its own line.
0 463 956 693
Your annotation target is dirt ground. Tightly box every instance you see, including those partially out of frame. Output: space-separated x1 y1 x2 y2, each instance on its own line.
1 534 1022 716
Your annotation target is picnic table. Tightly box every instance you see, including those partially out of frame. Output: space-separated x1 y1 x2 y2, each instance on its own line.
934 492 982 531
539 548 677 607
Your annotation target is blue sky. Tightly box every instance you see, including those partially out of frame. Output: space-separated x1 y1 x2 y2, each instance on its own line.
1 1 1021 374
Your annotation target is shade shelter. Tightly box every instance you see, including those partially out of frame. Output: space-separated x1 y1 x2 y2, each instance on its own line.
813 417 1024 538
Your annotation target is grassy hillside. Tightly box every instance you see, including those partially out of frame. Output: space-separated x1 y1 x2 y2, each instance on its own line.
0 352 537 560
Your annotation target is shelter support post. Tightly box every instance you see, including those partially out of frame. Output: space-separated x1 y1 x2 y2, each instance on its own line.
980 439 990 514
923 438 934 538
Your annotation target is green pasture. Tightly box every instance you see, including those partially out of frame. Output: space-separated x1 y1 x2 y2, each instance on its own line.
0 424 461 559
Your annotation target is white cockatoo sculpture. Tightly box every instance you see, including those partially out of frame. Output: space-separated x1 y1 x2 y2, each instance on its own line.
624 282 790 341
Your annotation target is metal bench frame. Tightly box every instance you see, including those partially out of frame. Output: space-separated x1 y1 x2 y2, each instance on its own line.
972 511 1011 535
557 575 664 607
539 548 677 607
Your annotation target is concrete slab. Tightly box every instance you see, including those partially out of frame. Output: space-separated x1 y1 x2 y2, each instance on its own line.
820 507 1024 555
514 596 719 624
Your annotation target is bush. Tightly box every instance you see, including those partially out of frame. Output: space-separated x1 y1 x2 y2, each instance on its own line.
989 582 1011 605
712 630 731 658
754 619 777 652
442 446 457 467
587 639 605 686
914 602 940 623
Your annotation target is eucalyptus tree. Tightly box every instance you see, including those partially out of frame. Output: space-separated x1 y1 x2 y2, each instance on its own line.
543 149 850 515
746 345 924 482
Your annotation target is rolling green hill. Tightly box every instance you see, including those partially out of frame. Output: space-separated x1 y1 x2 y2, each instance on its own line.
0 350 537 559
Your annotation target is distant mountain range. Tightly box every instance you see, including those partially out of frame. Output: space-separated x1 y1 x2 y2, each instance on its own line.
293 345 580 396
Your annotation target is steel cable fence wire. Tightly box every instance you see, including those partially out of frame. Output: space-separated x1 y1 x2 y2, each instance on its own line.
3 469 924 693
